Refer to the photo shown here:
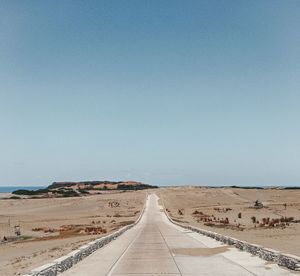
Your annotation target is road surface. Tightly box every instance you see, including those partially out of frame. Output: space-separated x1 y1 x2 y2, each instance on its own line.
62 194 294 275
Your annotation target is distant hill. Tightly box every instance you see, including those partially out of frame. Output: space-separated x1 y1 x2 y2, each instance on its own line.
48 180 157 190
12 180 158 198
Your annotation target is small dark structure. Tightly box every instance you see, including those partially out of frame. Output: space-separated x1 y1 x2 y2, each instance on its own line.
254 200 263 209
14 225 21 236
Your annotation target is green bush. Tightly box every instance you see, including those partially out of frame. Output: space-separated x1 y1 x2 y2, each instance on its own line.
12 189 49 195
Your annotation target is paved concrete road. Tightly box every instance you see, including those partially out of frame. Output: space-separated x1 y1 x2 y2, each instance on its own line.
62 194 294 276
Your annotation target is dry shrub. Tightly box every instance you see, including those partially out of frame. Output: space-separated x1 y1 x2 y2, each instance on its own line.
178 209 184 215
192 210 204 215
114 213 121 217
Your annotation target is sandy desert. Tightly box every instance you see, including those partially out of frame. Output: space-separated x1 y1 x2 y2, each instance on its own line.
159 187 300 256
0 191 146 276
1 187 300 275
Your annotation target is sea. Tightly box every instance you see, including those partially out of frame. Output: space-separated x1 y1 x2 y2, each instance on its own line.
0 186 46 193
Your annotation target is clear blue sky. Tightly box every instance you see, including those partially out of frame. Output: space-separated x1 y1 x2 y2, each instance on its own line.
0 1 299 186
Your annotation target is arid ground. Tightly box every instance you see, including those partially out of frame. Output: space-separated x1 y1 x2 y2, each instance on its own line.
1 187 299 275
0 191 146 276
159 187 300 257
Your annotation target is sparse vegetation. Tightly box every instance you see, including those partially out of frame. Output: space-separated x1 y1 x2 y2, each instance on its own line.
192 210 204 215
160 187 300 257
117 184 158 190
178 209 184 215
11 180 156 198
258 217 295 228
12 189 49 196
214 207 232 212
108 201 120 208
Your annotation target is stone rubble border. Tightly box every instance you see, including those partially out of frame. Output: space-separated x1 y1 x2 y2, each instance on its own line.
162 201 300 271
22 195 148 276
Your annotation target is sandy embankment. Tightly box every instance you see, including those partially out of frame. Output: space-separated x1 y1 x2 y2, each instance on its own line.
159 187 300 256
0 191 146 276
0 193 12 199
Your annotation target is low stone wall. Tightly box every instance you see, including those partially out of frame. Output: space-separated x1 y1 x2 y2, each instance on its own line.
163 207 300 271
23 197 148 276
